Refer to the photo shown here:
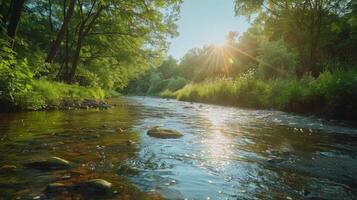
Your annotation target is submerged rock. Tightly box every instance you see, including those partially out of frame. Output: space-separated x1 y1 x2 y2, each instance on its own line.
76 179 112 196
147 127 183 139
25 157 72 170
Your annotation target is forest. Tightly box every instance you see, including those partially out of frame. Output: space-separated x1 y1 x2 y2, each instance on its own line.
126 0 357 122
1 1 357 199
0 0 181 110
1 0 357 121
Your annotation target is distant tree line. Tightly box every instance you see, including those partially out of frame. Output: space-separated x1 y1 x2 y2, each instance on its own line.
126 0 357 96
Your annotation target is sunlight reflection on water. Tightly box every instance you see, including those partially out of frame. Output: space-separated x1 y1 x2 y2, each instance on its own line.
202 108 235 167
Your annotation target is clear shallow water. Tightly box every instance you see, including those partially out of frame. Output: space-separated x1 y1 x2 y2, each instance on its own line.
1 96 357 199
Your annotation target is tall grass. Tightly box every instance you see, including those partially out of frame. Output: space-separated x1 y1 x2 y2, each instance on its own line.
170 69 357 121
10 80 108 111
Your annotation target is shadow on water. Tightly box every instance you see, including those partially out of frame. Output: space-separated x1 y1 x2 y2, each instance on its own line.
1 96 357 199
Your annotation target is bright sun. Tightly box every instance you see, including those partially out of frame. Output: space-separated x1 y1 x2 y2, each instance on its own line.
204 44 235 75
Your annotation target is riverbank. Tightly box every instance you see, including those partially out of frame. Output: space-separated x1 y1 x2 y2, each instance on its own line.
0 79 117 111
160 69 357 123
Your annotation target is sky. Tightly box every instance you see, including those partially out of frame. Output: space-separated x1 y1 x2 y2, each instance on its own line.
168 0 250 59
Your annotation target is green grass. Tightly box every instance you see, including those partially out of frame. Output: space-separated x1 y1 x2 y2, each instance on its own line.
13 80 109 110
168 69 357 121
159 89 176 98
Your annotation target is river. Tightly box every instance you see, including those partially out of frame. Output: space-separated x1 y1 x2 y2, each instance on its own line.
0 96 356 199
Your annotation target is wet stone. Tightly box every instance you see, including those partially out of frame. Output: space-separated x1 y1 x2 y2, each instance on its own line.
147 127 183 139
75 179 112 196
25 157 72 170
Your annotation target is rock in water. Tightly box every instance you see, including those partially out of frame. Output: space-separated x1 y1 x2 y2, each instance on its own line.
76 179 112 196
25 157 72 170
147 127 183 139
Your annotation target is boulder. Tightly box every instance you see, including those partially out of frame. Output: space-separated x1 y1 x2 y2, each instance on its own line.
76 179 112 196
25 157 72 170
147 127 183 139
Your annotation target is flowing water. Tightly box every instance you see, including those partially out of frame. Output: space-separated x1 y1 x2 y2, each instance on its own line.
0 96 357 199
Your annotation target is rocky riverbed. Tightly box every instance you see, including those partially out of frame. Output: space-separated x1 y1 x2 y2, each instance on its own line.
0 96 357 199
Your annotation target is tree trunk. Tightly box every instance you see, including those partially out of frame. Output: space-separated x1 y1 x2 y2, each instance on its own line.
7 0 27 48
64 0 70 81
68 26 84 83
67 5 105 83
45 0 75 63
308 1 323 76
48 0 53 32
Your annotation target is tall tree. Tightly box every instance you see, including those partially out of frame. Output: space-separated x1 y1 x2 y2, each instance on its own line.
6 0 27 48
234 0 351 75
45 0 75 64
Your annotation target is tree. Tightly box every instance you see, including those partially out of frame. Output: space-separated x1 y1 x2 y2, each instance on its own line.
4 0 27 48
45 0 75 64
234 0 352 76
258 40 297 79
63 0 182 83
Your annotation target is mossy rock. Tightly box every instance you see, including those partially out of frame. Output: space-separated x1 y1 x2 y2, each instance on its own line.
76 179 112 196
147 127 183 139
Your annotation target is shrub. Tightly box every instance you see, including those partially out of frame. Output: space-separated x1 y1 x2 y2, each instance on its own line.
160 89 176 98
167 76 187 91
31 80 107 107
172 69 357 121
257 40 297 79
0 39 36 110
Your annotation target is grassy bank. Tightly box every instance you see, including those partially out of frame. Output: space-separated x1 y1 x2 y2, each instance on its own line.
161 69 357 122
0 79 111 111
0 41 115 111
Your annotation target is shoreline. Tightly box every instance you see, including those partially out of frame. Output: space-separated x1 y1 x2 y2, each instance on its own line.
130 94 357 126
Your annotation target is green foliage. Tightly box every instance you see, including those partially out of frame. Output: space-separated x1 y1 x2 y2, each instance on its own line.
172 69 357 121
1 0 182 111
160 89 176 98
234 0 356 75
257 40 297 79
0 39 35 110
148 79 170 94
125 56 187 95
167 76 187 91
31 80 106 106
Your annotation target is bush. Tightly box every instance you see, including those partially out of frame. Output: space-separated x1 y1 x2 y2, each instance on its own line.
160 89 176 98
258 40 297 79
172 69 357 121
0 39 35 110
0 39 107 111
77 68 100 87
31 80 106 107
167 76 187 91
